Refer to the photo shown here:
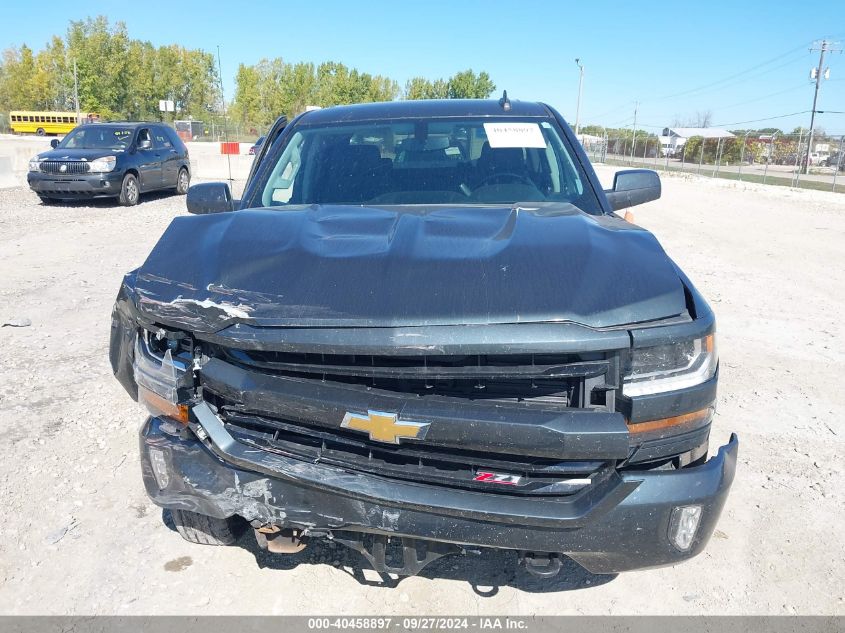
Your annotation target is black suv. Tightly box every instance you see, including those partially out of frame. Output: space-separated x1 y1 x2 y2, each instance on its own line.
27 122 190 205
110 98 737 578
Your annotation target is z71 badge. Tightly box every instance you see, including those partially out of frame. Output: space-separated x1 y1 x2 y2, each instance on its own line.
473 471 522 485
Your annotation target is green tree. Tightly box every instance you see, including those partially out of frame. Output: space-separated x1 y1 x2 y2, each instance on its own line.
0 16 219 122
447 69 495 99
230 58 400 128
231 63 262 126
404 70 495 100
404 77 449 100
0 45 37 111
66 17 130 118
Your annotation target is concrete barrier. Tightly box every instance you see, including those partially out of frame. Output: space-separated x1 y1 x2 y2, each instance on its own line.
0 156 19 189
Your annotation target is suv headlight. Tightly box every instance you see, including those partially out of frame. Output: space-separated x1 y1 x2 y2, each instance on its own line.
28 157 42 171
622 333 717 397
89 156 117 173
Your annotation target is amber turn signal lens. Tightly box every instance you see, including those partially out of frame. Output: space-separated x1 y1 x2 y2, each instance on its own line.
627 407 710 435
138 386 189 424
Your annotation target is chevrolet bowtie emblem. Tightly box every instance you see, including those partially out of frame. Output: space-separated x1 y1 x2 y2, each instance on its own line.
341 410 430 444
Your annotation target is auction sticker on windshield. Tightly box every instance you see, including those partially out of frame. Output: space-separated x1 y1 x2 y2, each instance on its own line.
483 122 546 148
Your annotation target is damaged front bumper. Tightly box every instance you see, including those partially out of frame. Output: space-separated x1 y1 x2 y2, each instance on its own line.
140 405 738 575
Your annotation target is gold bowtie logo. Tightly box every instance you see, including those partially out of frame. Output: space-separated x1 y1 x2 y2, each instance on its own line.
341 410 430 444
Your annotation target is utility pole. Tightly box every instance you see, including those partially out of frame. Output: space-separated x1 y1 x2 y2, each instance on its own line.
630 101 639 164
805 39 841 174
73 59 80 124
574 58 584 137
217 44 232 183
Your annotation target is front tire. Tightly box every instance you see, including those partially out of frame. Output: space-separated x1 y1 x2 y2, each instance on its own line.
119 173 140 206
171 509 246 546
36 128 45 136
175 167 190 195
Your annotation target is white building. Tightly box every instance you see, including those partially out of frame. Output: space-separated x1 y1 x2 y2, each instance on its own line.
660 127 736 157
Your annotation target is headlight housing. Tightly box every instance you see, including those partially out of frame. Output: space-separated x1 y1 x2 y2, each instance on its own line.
28 157 42 172
89 156 117 173
622 333 717 397
134 331 193 423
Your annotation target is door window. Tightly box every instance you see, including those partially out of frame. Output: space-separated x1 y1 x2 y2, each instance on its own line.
137 128 152 148
153 129 173 149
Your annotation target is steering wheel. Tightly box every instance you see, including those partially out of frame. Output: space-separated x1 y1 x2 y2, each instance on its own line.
476 172 535 188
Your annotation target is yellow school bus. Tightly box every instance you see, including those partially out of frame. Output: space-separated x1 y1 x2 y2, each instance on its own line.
9 111 100 136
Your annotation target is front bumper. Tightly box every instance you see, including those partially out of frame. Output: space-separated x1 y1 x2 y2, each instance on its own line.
140 405 738 574
27 170 123 198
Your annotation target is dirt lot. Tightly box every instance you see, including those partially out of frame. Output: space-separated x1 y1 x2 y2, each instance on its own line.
0 167 843 615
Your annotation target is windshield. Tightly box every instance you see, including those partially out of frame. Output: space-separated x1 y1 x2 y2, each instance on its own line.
255 117 601 212
58 126 134 150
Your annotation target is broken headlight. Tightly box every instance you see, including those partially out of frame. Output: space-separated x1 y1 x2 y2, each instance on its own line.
622 333 717 397
134 331 194 423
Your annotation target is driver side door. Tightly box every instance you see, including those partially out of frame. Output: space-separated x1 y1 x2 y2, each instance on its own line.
135 127 163 190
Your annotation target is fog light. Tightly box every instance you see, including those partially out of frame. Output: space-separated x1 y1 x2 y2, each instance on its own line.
669 505 702 551
149 447 170 489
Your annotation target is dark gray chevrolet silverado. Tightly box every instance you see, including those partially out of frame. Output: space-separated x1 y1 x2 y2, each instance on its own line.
109 97 736 577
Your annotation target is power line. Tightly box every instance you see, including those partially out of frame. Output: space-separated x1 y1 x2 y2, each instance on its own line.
589 100 637 122
642 51 812 107
711 82 809 111
585 40 816 125
711 110 810 127
650 43 812 102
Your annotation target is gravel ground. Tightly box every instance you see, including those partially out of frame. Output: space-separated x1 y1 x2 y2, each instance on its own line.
0 168 843 615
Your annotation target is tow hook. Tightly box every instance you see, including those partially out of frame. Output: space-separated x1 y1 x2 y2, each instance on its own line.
254 525 308 554
519 551 563 578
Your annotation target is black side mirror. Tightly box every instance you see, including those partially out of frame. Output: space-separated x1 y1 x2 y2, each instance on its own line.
138 139 152 150
50 139 59 149
186 182 234 214
605 169 661 211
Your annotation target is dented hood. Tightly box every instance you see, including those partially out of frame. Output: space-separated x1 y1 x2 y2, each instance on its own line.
132 203 687 331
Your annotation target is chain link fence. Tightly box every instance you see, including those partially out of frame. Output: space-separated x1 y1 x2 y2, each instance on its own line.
581 133 845 193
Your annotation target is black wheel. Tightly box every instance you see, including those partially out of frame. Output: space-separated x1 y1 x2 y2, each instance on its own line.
175 167 190 195
35 127 45 136
119 173 140 206
171 509 246 546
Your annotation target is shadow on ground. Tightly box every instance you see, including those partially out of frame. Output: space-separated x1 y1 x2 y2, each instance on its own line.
162 510 616 595
38 188 182 208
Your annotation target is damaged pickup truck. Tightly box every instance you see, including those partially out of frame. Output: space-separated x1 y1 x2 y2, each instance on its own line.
110 97 737 578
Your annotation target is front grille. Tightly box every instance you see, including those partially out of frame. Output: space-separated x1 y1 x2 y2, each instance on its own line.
201 346 621 494
214 348 616 408
207 395 611 496
40 161 90 174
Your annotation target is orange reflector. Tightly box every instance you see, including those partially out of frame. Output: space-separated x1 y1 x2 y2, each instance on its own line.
627 408 710 435
703 333 715 353
138 387 189 424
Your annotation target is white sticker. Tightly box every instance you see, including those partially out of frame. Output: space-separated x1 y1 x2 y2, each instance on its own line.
483 122 547 148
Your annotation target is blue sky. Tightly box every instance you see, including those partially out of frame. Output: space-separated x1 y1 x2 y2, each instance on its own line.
3 0 845 132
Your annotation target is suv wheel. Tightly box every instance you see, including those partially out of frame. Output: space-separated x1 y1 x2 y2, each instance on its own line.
171 509 246 546
119 173 140 206
175 167 190 195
